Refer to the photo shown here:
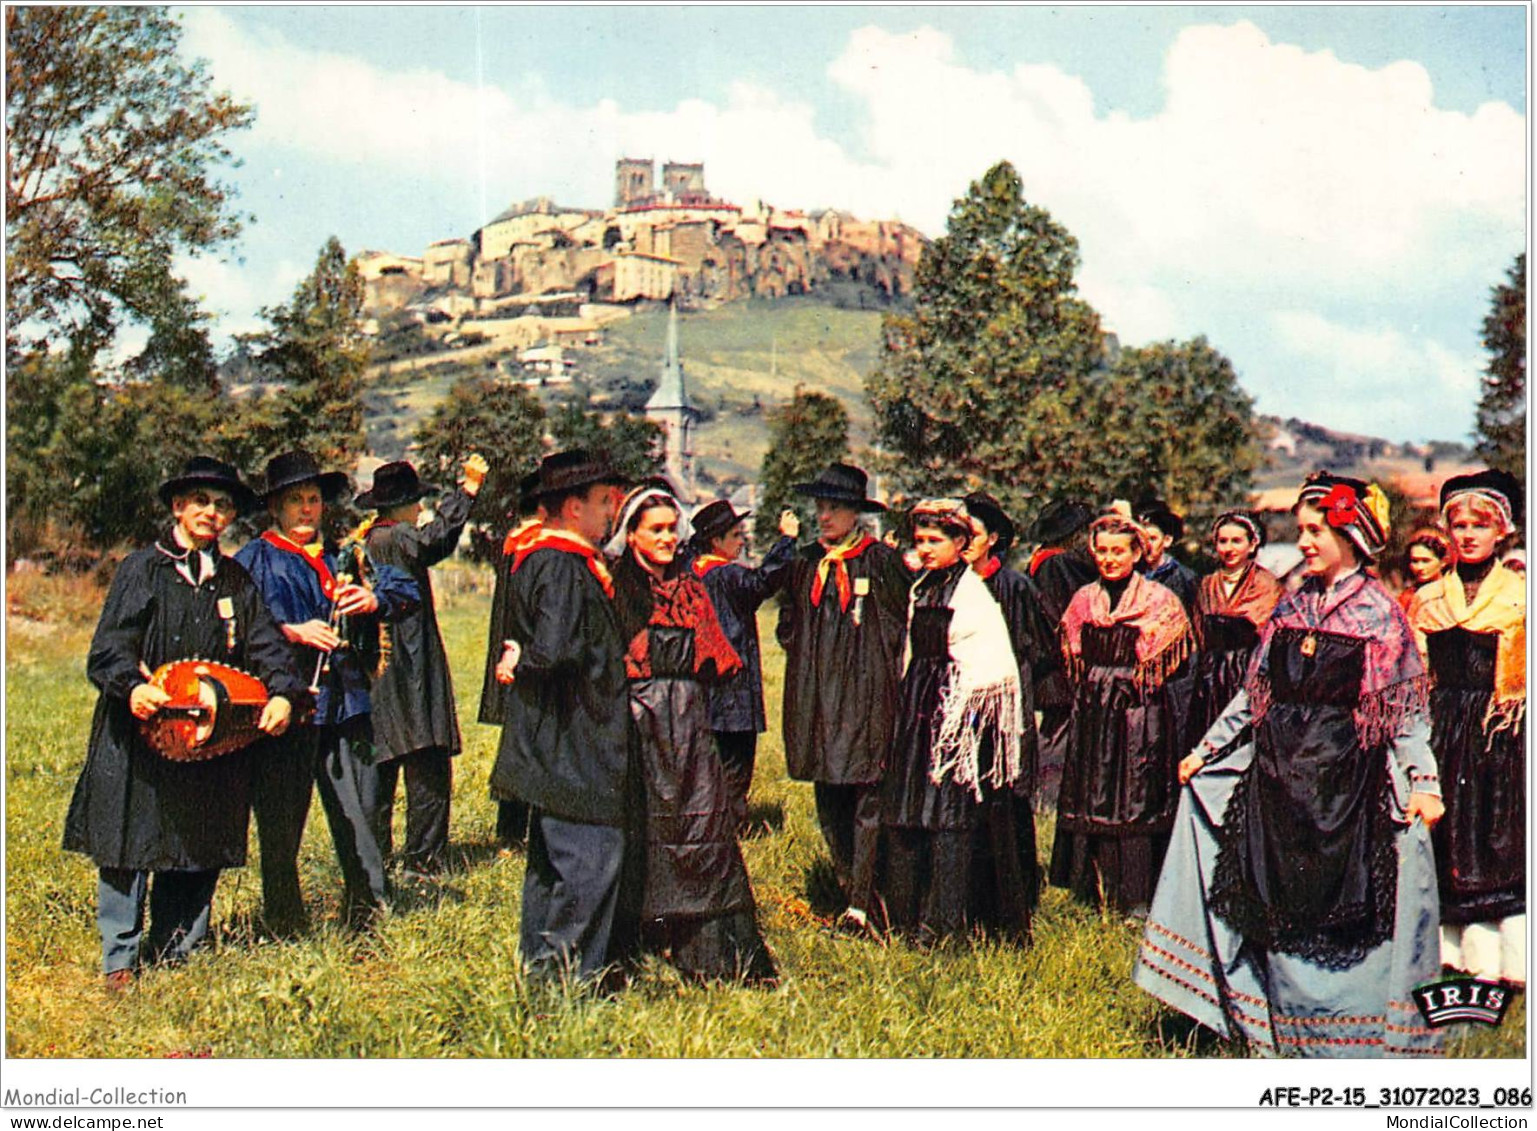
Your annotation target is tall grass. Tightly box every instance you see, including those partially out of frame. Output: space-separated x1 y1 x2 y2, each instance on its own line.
3 573 1523 1058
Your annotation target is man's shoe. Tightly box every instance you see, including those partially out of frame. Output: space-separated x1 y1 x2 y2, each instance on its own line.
104 969 134 994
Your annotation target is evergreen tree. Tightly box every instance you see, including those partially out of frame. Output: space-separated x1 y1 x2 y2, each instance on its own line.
755 386 850 545
865 161 1107 527
547 403 666 482
1474 253 1525 479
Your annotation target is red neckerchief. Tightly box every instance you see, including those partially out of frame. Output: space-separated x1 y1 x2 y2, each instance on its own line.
978 556 1003 581
502 518 544 558
1028 546 1064 577
511 526 614 599
370 519 400 530
810 533 874 611
692 553 731 578
261 530 338 599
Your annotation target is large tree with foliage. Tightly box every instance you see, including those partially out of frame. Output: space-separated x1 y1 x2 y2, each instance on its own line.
1474 253 1525 479
233 237 370 471
866 161 1108 525
414 377 548 560
1094 337 1262 536
547 403 665 482
5 6 252 358
755 386 850 545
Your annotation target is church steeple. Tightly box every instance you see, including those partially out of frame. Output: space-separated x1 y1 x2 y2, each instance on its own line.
644 298 700 500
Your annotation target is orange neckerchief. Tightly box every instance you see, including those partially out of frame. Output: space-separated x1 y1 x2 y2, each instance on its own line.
502 518 544 559
510 525 614 599
1028 546 1064 577
692 553 731 579
977 556 1003 581
261 529 338 599
811 531 874 611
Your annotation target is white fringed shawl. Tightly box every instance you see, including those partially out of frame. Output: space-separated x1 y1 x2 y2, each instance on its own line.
912 566 1024 800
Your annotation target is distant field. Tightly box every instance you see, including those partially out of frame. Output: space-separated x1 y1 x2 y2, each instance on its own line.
4 569 1521 1059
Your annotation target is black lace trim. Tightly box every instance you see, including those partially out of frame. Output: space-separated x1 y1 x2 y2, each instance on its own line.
1209 751 1399 971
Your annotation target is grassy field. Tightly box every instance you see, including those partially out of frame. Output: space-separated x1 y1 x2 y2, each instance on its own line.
3 569 1523 1059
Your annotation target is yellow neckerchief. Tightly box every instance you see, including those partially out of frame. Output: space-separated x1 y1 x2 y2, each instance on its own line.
811 528 874 611
1412 558 1526 733
692 553 731 578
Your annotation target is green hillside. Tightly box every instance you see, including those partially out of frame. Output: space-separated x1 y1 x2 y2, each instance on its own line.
362 296 889 483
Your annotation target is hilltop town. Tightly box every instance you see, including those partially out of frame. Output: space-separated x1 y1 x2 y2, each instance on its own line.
357 157 925 330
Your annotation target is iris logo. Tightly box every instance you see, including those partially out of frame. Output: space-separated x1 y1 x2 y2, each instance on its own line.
1412 977 1513 1028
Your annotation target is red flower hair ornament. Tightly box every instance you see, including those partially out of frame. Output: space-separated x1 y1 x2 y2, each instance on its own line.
1320 483 1359 529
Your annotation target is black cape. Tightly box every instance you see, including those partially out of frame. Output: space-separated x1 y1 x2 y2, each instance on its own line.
364 489 476 759
488 545 631 825
776 538 909 784
696 534 796 734
63 534 308 871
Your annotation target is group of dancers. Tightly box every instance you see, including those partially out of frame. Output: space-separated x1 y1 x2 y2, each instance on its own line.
63 443 1525 1059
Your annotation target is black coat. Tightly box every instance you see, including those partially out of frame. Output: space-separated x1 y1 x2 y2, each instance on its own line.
983 565 1043 793
1029 548 1098 710
697 534 796 734
488 546 631 825
364 490 475 759
63 535 307 871
776 538 909 784
1146 555 1200 614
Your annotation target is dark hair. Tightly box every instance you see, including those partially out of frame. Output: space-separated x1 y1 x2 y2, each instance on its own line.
625 491 679 534
911 513 973 544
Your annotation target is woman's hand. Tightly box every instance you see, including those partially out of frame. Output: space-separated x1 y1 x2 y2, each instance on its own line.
1406 791 1445 828
1177 752 1206 784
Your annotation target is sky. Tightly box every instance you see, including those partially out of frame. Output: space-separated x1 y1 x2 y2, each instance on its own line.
169 4 1528 444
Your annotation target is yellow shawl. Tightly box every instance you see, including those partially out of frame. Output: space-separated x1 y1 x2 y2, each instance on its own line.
1411 559 1526 735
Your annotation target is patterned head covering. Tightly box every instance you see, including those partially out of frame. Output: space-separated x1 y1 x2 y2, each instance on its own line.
908 497 977 543
1295 471 1390 560
606 483 692 559
1089 511 1154 562
1440 468 1522 536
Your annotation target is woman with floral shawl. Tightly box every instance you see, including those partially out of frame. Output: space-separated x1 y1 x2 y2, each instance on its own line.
879 499 1029 943
1411 469 1525 985
1188 510 1282 746
1135 473 1444 1058
608 484 776 984
1051 512 1193 914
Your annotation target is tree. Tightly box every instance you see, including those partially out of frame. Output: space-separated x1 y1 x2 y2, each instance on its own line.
755 386 850 545
865 161 1107 527
547 403 665 482
5 6 252 358
414 377 548 560
236 237 370 469
1095 337 1263 540
1474 253 1525 479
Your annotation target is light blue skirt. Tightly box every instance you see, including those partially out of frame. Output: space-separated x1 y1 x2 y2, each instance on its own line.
1134 741 1444 1058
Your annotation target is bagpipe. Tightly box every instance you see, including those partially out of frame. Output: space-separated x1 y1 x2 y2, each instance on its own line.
309 516 392 695
140 660 270 762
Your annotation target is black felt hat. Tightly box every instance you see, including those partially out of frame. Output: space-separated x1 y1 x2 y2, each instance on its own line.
792 463 886 513
1135 496 1185 539
1025 498 1093 545
691 499 752 543
526 449 628 501
158 455 260 515
260 450 350 504
963 491 1016 557
356 461 436 511
1440 468 1524 527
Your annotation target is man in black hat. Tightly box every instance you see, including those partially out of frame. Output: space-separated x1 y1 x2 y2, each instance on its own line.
487 450 637 984
357 454 489 880
1023 498 1097 811
1136 497 1199 613
63 457 304 991
235 450 420 932
685 499 800 833
776 462 909 931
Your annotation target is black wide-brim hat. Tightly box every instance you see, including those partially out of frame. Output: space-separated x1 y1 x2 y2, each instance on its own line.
692 499 752 543
159 455 260 515
1135 496 1185 539
1440 468 1524 527
1025 498 1093 545
261 450 351 504
356 460 437 511
526 448 629 500
792 462 886 513
963 491 1015 553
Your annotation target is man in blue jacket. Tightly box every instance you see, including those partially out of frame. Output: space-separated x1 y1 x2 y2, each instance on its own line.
237 450 419 933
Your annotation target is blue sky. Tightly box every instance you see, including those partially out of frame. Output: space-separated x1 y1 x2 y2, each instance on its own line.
172 5 1527 443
